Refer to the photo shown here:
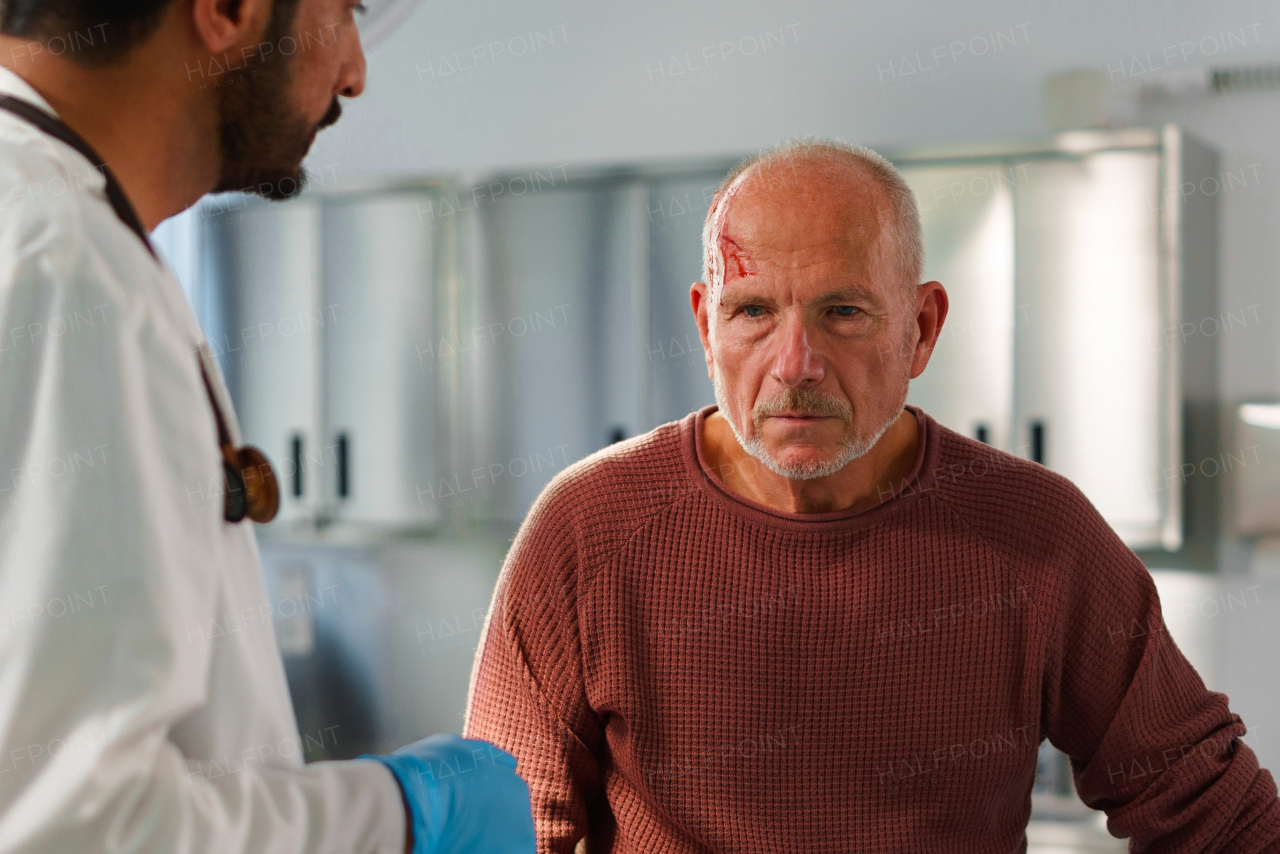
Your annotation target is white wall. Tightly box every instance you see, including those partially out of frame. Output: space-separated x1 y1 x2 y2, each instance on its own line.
311 0 1278 175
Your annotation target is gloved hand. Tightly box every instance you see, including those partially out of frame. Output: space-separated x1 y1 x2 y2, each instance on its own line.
365 733 536 854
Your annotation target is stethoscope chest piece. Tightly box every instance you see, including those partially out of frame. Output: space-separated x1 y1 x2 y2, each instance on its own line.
221 444 280 524
200 359 280 525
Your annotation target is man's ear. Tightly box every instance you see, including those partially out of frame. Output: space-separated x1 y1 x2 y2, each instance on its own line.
690 281 716 381
908 281 949 380
190 0 274 57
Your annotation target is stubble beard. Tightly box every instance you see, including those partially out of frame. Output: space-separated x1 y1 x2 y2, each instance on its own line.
711 343 912 482
211 8 342 200
714 379 907 481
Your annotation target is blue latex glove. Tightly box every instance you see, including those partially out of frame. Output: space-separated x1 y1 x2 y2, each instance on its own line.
365 734 536 854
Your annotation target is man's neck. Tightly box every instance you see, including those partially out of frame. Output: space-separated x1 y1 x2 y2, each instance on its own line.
0 39 218 230
702 408 920 514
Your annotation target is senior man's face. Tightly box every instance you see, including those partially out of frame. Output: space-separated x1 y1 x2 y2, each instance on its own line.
692 163 923 480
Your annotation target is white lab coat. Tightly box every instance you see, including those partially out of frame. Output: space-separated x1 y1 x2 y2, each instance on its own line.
0 68 404 853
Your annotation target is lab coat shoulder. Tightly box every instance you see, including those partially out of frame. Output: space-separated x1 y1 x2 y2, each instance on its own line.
0 132 157 296
0 121 218 592
0 138 217 843
0 124 111 273
0 114 407 854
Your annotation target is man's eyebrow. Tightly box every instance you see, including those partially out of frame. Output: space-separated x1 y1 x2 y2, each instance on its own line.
716 281 767 301
716 285 881 309
813 286 880 304
717 290 773 310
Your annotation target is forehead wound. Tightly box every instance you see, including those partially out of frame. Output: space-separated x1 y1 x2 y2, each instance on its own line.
718 231 758 284
707 174 758 302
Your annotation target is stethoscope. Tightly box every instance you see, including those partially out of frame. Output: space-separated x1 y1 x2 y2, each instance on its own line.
0 94 280 524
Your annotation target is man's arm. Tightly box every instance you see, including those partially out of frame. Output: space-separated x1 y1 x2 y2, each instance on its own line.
463 494 605 854
1041 491 1280 851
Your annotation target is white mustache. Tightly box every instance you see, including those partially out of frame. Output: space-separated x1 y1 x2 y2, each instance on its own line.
752 389 853 424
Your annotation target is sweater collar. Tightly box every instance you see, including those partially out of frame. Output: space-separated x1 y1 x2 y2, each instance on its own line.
683 403 938 532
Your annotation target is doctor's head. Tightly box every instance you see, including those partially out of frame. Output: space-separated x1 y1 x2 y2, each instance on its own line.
0 0 366 200
691 139 948 481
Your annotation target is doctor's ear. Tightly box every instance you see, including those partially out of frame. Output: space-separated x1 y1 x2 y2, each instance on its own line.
190 0 275 56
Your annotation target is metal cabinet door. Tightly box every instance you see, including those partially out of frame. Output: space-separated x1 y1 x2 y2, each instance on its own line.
1012 152 1166 547
472 184 643 526
322 192 438 529
215 199 326 524
900 165 1017 451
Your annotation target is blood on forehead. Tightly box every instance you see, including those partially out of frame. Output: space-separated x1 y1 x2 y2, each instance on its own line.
719 232 758 282
704 173 758 304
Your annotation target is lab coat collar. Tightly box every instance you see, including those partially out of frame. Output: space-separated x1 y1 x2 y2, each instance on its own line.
0 64 111 208
0 65 56 114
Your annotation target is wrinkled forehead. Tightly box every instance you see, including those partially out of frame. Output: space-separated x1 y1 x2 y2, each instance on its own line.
708 159 893 287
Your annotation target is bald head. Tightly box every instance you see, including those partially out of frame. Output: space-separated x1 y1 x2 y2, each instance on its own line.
689 138 948 491
701 139 923 304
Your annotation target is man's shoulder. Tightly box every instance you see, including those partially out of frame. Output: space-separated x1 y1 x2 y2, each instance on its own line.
928 421 1071 492
540 418 697 518
512 417 700 561
0 120 173 333
925 419 1111 563
0 120 110 279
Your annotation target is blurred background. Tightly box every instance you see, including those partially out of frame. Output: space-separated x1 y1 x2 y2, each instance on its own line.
152 2 1280 850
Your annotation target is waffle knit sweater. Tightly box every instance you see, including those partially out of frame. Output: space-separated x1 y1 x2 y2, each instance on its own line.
464 405 1280 853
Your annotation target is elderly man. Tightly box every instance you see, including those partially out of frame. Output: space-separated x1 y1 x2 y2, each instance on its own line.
464 139 1280 852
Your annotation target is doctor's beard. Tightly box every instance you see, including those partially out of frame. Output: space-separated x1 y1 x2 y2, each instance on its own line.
211 26 342 200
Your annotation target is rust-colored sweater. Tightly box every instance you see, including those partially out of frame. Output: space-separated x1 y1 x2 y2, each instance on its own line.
464 405 1280 853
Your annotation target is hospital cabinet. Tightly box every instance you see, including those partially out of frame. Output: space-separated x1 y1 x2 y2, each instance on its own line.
200 128 1220 567
894 127 1219 564
202 187 447 533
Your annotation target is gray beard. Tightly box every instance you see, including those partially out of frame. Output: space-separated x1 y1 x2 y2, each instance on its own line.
712 375 907 481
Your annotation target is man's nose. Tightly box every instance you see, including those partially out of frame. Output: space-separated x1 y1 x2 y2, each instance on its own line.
771 315 825 387
337 28 368 98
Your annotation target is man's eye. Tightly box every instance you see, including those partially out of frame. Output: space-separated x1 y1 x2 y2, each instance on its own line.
742 305 766 318
832 305 861 317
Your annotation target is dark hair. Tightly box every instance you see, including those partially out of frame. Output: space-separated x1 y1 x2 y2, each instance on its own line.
1 0 174 65
1 0 303 66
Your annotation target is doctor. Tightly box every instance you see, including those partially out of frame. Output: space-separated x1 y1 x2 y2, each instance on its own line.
0 1 534 853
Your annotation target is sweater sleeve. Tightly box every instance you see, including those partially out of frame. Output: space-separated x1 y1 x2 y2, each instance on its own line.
463 489 605 854
1040 491 1280 852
